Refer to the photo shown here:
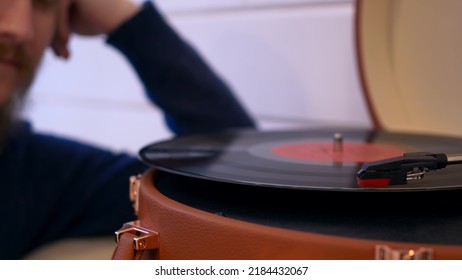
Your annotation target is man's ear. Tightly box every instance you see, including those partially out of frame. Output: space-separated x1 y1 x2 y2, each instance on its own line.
51 0 72 59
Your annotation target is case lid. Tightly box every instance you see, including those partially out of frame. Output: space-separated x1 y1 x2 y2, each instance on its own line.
356 0 462 137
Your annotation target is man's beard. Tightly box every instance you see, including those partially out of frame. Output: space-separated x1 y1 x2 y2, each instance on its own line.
0 99 14 139
0 89 27 150
0 39 35 149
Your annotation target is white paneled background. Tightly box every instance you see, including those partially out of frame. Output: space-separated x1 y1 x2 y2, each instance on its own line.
25 0 371 154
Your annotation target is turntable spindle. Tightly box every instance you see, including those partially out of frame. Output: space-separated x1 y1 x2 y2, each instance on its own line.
333 133 344 154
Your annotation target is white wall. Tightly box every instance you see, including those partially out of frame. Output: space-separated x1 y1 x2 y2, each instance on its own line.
24 0 371 154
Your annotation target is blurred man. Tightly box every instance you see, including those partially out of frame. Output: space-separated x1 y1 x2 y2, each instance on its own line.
0 0 255 259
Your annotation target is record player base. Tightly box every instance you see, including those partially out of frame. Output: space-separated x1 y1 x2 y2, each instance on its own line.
113 168 462 260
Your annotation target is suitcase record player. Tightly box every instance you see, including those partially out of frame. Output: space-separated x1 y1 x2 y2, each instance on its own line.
113 0 462 260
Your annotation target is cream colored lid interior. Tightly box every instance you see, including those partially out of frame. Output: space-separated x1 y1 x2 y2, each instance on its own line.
358 0 462 137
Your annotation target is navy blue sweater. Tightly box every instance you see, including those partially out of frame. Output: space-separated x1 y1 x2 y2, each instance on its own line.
0 2 255 259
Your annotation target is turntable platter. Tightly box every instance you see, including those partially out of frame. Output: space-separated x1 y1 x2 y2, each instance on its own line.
139 129 462 192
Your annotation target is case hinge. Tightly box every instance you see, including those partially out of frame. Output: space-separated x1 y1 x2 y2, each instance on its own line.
129 174 142 215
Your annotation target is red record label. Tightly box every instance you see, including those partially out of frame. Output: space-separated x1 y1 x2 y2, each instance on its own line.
271 142 404 163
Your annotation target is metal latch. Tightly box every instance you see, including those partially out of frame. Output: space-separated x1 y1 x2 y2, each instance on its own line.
115 221 159 251
375 245 434 260
129 175 142 215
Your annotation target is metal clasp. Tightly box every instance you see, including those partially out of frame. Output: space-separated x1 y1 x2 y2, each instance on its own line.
129 175 142 215
375 245 434 260
115 221 159 251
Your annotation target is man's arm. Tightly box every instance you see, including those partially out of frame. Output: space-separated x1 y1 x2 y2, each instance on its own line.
56 0 256 135
106 2 256 135
51 0 140 59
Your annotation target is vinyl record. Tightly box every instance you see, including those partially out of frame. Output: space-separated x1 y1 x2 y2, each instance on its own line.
139 128 462 192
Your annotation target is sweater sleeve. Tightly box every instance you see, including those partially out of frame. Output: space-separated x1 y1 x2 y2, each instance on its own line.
106 2 256 136
0 121 146 259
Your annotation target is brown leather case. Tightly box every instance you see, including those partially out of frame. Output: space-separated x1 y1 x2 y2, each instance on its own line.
113 168 462 259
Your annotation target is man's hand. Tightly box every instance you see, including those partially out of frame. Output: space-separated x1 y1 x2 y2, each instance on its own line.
51 0 141 59
51 0 72 59
68 0 142 36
